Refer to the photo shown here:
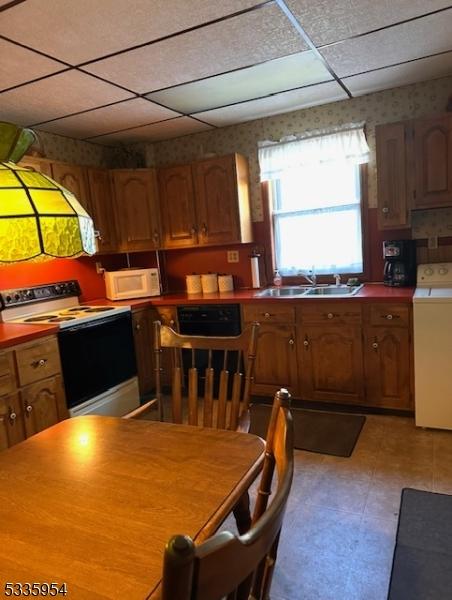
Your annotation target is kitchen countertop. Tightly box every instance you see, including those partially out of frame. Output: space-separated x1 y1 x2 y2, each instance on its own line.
91 283 414 308
0 284 414 349
0 322 59 350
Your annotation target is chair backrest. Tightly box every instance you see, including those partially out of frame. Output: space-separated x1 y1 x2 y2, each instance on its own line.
161 388 294 600
154 320 260 430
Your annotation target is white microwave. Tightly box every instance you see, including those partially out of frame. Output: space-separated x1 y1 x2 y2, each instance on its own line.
105 268 161 300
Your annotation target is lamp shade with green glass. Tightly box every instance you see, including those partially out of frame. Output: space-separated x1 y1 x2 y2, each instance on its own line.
0 162 96 263
0 121 96 263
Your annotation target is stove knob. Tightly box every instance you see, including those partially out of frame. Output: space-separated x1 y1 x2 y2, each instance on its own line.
14 294 20 301
5 295 11 303
26 290 33 298
55 285 62 294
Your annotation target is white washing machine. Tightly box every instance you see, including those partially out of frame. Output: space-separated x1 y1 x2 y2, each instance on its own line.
414 262 452 429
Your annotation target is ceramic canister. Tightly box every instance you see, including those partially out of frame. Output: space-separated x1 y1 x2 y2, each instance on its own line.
201 273 218 294
186 274 202 294
218 274 234 292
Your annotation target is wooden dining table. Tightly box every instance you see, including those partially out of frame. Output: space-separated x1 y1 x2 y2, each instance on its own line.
0 416 265 599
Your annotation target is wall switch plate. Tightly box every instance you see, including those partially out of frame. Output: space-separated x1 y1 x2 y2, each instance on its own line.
227 250 239 263
428 236 438 250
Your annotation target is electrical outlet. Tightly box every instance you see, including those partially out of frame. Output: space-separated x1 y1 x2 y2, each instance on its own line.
428 236 438 250
227 250 239 263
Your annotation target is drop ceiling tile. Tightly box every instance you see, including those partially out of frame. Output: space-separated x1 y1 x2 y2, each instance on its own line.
0 39 65 91
320 10 452 77
0 0 265 64
38 98 180 138
147 51 332 114
285 0 452 46
0 70 133 127
88 117 213 145
195 81 348 127
83 4 306 93
344 52 452 96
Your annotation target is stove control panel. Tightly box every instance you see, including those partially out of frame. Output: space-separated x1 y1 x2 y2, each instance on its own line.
0 280 81 308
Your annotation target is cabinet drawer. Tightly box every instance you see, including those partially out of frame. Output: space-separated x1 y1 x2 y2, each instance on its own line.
369 304 410 327
243 304 296 324
300 304 362 325
0 352 15 396
15 337 61 386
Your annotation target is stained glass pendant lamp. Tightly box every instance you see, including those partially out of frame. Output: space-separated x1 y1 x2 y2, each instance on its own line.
0 122 95 263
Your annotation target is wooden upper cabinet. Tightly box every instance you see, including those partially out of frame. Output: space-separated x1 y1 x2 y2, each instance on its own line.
194 154 252 245
158 165 197 248
86 168 117 253
19 156 53 177
376 122 411 229
414 114 452 208
51 163 91 212
111 169 161 252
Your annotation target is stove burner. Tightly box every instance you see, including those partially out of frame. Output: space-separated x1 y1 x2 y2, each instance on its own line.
65 307 85 312
24 315 58 322
49 316 76 322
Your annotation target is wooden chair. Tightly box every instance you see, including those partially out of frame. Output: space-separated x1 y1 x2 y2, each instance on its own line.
153 320 260 432
161 388 294 600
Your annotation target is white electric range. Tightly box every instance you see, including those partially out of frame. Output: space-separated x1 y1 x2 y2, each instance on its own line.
413 263 452 430
0 281 140 418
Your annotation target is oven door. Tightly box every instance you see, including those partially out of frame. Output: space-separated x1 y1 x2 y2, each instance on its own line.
58 312 137 409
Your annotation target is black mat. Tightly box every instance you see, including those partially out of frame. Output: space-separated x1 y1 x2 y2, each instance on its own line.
388 488 452 600
249 404 365 457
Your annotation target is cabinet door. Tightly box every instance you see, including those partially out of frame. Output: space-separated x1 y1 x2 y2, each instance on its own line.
133 308 155 398
300 325 364 403
250 324 298 397
51 163 91 211
87 168 118 253
112 169 160 252
364 327 411 409
158 165 198 248
21 376 65 438
19 156 53 177
376 122 410 229
0 392 25 451
414 114 452 208
194 155 241 245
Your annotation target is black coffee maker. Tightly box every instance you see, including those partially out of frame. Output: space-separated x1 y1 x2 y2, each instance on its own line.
383 240 417 286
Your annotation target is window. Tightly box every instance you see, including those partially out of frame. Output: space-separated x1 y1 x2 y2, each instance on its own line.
258 124 369 277
272 162 363 275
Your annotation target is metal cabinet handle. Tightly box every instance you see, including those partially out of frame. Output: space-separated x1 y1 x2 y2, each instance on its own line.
25 404 33 414
135 323 141 331
288 338 295 346
263 312 275 319
383 314 394 320
303 339 309 347
327 313 334 319
382 207 389 214
8 408 17 422
31 358 47 368
372 342 379 349
169 319 175 326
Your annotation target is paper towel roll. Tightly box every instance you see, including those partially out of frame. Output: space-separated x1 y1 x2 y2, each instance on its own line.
186 274 202 294
218 274 234 292
201 273 218 294
251 256 260 288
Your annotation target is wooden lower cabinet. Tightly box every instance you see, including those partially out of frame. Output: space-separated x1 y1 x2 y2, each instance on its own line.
133 308 155 398
299 325 364 404
363 327 412 410
21 376 67 438
0 392 25 451
247 322 298 397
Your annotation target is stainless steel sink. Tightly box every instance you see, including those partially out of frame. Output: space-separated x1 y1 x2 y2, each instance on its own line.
303 284 363 297
256 286 311 298
256 284 363 298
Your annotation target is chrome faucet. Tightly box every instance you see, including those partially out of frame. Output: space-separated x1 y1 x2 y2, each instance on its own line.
334 273 341 286
299 267 316 287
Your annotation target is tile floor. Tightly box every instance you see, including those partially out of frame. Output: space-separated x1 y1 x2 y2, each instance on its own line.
233 414 452 600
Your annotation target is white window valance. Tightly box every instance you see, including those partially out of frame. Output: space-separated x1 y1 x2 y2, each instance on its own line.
258 123 370 181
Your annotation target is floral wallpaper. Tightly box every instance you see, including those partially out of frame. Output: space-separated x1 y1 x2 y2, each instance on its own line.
34 129 118 168
143 75 452 222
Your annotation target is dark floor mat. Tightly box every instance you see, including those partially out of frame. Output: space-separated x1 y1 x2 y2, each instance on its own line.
250 404 365 457
388 488 452 600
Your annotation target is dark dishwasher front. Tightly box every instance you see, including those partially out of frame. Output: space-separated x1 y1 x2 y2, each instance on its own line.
177 304 242 395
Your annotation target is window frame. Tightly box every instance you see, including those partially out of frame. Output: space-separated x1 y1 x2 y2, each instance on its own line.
263 163 369 285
